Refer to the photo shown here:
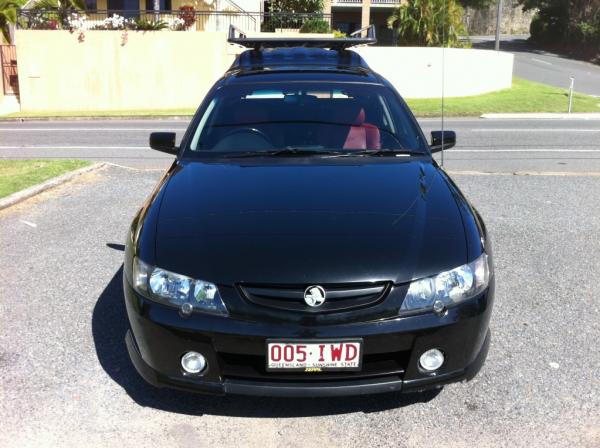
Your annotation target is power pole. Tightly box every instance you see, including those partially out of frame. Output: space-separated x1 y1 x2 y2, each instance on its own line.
494 0 503 51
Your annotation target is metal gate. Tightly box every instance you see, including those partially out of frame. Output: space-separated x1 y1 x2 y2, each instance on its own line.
1 45 19 97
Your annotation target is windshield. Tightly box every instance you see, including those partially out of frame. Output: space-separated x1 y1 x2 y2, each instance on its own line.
186 82 427 156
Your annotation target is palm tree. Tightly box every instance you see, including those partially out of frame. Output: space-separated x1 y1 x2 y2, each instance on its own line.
30 0 86 29
31 0 86 9
0 0 25 43
387 0 466 47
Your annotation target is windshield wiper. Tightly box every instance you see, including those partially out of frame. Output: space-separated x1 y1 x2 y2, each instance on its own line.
226 148 344 158
327 149 424 157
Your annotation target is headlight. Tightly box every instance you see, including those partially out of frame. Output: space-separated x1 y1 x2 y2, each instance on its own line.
132 257 228 316
400 253 489 313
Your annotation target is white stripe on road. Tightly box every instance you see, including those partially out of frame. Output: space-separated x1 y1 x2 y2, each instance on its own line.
0 128 187 131
0 145 151 149
1 146 600 153
531 58 553 66
453 149 600 152
12 127 598 133
471 128 600 132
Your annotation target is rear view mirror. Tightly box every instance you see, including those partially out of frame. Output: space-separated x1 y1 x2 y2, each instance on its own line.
430 130 456 153
149 132 178 155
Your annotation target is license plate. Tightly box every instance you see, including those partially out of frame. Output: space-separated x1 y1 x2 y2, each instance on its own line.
266 339 362 372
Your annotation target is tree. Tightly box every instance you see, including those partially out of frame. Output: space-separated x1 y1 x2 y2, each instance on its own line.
0 0 25 43
387 0 468 47
265 0 324 32
458 0 494 8
270 0 324 13
520 0 600 50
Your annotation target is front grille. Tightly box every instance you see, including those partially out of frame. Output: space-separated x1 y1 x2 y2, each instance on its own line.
238 282 391 313
219 351 409 383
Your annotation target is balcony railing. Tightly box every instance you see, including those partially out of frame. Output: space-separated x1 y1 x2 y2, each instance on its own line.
16 10 332 33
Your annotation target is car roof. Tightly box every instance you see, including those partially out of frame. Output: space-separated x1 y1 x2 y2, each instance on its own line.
223 47 382 85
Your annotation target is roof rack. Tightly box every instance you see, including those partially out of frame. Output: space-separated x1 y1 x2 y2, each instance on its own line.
227 24 377 50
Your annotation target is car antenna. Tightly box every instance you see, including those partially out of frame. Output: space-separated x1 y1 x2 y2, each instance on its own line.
440 0 446 168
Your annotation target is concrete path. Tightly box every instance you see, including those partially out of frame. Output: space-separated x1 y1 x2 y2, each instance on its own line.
1 164 599 447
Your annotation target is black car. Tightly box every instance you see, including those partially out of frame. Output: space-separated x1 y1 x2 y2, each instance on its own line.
123 26 494 397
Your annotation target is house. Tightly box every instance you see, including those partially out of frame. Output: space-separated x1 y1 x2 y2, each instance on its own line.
18 0 401 42
86 0 261 14
20 0 265 32
325 0 402 44
22 0 262 17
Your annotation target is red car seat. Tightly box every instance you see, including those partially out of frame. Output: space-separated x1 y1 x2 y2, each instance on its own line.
343 108 381 150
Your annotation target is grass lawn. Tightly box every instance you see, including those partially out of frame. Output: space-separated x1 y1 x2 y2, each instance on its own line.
2 78 599 119
0 160 91 199
406 77 600 117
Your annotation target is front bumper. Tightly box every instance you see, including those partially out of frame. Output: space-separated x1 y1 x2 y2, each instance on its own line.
123 279 494 397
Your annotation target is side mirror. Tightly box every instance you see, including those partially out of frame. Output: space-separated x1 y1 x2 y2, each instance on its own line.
149 132 178 155
430 130 456 153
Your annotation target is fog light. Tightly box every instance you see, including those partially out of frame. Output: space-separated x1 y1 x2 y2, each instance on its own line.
419 348 444 372
180 302 193 317
433 299 446 315
181 351 207 374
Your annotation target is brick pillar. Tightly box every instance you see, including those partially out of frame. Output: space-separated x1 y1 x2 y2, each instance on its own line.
361 0 371 30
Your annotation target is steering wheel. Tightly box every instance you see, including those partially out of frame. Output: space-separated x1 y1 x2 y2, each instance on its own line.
214 127 275 151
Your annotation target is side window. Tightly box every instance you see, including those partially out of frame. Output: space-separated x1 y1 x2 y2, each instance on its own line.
190 98 217 151
380 94 422 150
378 95 396 135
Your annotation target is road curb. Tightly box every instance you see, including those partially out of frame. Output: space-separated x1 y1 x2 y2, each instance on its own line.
0 162 106 211
480 113 600 120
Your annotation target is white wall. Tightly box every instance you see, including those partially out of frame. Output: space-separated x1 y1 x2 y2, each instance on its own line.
15 30 515 113
16 31 236 112
355 47 514 99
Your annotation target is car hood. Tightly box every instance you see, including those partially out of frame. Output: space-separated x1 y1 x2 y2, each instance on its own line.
155 159 467 285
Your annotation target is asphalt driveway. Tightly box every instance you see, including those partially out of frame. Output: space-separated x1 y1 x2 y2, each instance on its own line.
0 165 599 447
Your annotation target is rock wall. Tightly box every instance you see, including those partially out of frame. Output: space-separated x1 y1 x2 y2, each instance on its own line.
464 0 536 35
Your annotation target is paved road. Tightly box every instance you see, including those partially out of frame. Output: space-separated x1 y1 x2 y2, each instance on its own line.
1 117 599 172
1 164 599 447
472 36 600 96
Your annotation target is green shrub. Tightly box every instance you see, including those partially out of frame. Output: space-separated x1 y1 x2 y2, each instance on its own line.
387 0 467 47
299 18 330 33
270 0 323 14
133 18 167 31
332 29 347 38
529 13 546 42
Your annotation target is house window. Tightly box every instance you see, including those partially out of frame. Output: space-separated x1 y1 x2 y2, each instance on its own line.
108 0 140 11
85 0 97 10
145 0 172 10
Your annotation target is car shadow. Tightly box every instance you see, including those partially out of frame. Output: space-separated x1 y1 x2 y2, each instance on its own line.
92 263 441 417
473 36 600 63
471 37 533 53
